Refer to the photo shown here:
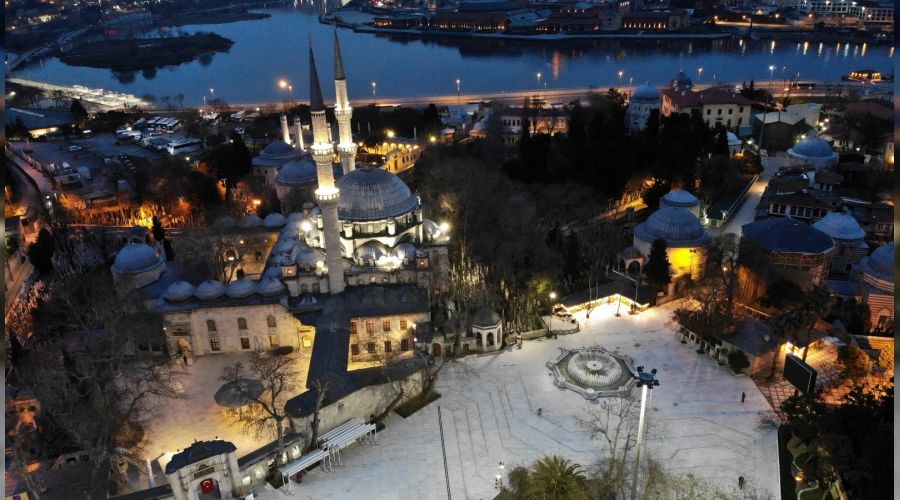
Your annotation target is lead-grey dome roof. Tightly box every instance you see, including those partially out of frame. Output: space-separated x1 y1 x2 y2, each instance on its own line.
812 212 865 241
634 207 710 247
661 190 700 208
861 242 893 282
788 138 836 159
256 277 286 296
632 83 660 102
276 156 317 186
669 71 693 89
260 140 299 159
195 280 226 300
164 281 195 301
112 243 162 275
337 167 420 221
263 213 287 228
472 307 502 328
225 278 256 298
237 214 263 228
294 245 325 268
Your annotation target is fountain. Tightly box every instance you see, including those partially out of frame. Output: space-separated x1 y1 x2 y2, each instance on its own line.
547 347 637 400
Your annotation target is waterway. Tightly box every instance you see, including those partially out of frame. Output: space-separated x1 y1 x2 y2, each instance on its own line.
10 4 894 105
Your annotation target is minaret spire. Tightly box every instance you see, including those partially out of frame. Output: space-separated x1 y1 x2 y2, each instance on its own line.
309 38 345 295
333 29 357 175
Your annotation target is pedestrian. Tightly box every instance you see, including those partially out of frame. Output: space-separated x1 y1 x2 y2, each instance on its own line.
536 408 542 417
741 391 746 403
183 354 189 367
738 476 745 489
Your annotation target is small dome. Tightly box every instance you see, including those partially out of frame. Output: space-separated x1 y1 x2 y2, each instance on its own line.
337 167 420 221
741 217 833 254
295 246 325 269
259 140 299 159
661 189 700 208
812 212 865 241
356 241 388 263
112 243 162 275
213 216 236 229
225 278 256 298
274 237 297 254
164 281 195 301
276 156 318 186
861 242 893 282
263 213 288 228
256 277 286 296
288 212 306 223
472 307 502 328
195 280 226 300
669 71 693 89
632 83 660 102
415 248 428 258
237 214 263 228
789 138 836 159
261 266 284 280
392 243 418 261
634 207 710 247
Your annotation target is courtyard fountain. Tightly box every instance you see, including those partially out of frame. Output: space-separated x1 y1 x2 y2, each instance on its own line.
547 347 637 400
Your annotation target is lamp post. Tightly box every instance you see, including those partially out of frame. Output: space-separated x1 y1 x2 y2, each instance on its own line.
629 366 660 500
372 81 377 106
209 88 215 100
618 70 624 87
536 72 542 97
697 67 703 84
498 461 505 489
768 64 775 83
455 79 461 107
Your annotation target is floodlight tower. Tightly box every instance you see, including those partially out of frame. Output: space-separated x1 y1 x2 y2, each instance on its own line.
629 366 660 500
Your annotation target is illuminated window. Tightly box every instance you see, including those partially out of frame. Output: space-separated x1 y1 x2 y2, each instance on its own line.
400 319 408 330
366 320 375 333
350 321 357 334
383 319 391 332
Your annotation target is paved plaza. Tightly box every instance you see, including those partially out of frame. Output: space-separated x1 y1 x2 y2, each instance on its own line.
257 302 781 500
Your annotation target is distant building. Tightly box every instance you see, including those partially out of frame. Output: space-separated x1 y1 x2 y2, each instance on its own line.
660 72 753 130
252 140 301 187
738 217 834 300
828 242 894 333
626 83 661 132
621 9 690 30
627 203 711 280
752 111 811 153
5 107 75 138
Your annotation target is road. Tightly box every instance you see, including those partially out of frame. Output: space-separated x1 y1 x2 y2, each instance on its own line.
8 77 150 110
716 153 785 237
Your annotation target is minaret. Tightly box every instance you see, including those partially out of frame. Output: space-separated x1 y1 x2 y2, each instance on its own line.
333 31 357 175
309 43 345 294
280 114 291 145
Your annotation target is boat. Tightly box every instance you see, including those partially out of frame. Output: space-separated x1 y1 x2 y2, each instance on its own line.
842 69 884 82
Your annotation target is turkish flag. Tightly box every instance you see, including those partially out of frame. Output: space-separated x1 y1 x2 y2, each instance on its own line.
200 478 215 494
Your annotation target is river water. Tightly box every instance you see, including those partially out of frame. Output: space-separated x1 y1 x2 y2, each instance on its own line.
12 4 894 105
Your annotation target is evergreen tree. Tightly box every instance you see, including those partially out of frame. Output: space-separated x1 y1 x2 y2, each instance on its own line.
151 216 165 243
28 228 56 277
645 108 660 136
713 125 730 156
644 238 671 287
70 99 88 122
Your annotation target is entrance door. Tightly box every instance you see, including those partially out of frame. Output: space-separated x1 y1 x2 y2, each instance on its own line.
432 343 442 357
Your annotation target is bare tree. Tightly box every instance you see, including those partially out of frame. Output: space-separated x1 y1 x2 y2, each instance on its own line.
220 352 299 468
172 230 244 282
24 271 181 499
306 377 331 452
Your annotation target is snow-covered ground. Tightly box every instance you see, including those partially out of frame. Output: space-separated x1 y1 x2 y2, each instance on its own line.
256 302 780 500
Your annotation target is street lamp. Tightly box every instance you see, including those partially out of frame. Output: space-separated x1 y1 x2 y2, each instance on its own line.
617 70 624 86
769 65 775 81
498 462 505 489
536 72 542 95
629 366 660 500
209 88 215 100
697 67 703 83
371 81 377 106
455 78 461 107
549 292 557 300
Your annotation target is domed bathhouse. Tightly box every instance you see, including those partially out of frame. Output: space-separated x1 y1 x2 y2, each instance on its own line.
274 155 319 206
251 140 301 186
828 242 894 333
787 136 839 170
111 242 166 296
659 189 702 218
622 206 711 280
626 83 661 133
812 212 868 278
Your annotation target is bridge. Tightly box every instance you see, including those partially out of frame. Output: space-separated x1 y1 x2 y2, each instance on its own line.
7 77 150 110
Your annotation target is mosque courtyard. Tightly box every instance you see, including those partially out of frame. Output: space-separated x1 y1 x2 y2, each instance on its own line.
255 301 781 500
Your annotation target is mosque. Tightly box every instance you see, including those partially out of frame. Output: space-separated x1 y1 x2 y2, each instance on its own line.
110 34 450 364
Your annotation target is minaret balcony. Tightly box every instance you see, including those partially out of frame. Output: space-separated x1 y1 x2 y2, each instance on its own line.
335 107 353 118
315 187 340 201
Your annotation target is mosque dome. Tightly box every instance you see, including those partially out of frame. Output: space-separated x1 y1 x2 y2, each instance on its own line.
861 242 893 282
632 83 660 102
741 217 833 254
812 212 865 241
472 307 502 328
789 137 836 160
237 214 263 228
164 281 195 302
213 216 236 229
392 243 418 261
661 190 700 209
261 266 284 280
295 246 325 269
259 140 299 160
337 167 420 222
263 213 288 228
276 156 318 186
225 278 257 298
669 71 693 89
634 207 710 247
256 277 286 296
356 241 388 263
195 280 226 300
112 243 162 275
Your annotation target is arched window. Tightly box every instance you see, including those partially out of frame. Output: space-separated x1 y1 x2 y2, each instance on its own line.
206 320 217 333
237 318 247 330
267 315 276 328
